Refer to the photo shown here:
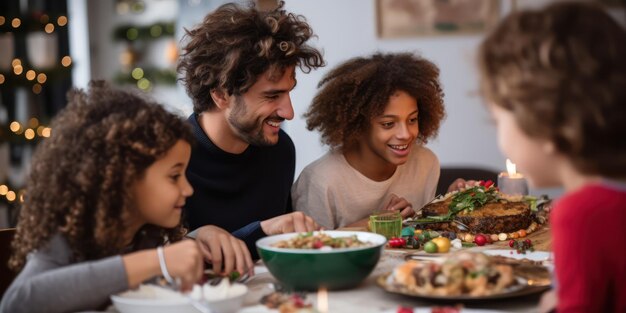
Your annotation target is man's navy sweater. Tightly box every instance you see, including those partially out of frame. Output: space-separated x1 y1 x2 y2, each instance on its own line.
183 114 295 258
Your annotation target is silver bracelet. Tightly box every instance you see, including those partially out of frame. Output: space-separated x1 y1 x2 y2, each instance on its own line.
156 246 174 284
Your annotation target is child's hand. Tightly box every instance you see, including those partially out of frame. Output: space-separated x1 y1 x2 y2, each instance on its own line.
384 194 414 218
446 178 478 193
194 225 254 277
163 240 204 291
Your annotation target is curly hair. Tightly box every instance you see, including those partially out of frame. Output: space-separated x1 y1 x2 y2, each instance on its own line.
9 81 195 271
304 52 446 149
178 1 325 113
479 2 626 178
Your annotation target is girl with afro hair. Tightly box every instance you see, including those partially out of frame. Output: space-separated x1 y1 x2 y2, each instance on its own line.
292 53 446 229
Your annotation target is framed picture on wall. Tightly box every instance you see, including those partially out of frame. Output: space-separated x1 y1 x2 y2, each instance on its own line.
377 0 500 38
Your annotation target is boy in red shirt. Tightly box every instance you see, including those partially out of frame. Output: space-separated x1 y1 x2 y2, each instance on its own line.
477 2 626 312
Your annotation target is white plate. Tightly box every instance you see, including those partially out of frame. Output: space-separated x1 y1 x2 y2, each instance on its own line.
383 309 511 313
377 273 534 301
482 249 552 263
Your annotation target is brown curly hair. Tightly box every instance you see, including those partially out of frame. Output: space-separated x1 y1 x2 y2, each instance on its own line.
479 2 626 178
178 1 325 114
304 52 446 149
9 81 195 271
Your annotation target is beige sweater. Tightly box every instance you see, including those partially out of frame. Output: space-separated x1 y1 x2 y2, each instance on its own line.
292 146 439 229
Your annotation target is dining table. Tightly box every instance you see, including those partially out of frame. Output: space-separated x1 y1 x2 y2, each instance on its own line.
236 225 553 313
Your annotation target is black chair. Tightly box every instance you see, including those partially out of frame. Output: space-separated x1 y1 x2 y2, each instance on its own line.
436 167 499 196
0 228 17 298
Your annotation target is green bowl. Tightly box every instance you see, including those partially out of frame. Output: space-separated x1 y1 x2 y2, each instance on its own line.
256 231 386 291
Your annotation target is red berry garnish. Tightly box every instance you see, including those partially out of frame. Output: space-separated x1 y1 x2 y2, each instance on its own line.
509 240 515 248
397 306 413 313
474 234 487 246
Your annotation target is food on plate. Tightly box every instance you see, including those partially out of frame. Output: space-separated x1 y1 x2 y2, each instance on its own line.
430 237 451 253
390 251 517 296
404 180 553 244
260 291 316 313
508 239 534 254
271 232 372 249
422 184 532 234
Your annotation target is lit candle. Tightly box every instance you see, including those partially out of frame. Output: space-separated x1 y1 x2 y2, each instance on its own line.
497 159 529 196
317 287 328 313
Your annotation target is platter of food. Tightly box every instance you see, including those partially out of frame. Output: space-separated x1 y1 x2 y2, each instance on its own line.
385 181 551 253
376 251 550 301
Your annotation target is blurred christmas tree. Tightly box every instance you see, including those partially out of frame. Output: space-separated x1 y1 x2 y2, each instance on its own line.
0 0 72 227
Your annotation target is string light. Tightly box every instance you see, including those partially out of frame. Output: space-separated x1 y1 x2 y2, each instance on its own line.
61 56 72 67
12 59 21 67
131 67 144 80
40 14 49 24
24 129 35 140
13 65 23 75
37 73 47 83
36 126 45 136
0 74 4 85
32 83 42 94
116 2 130 14
126 28 139 40
28 118 39 128
150 25 162 37
19 190 25 203
9 121 21 133
6 191 16 202
26 70 36 80
11 18 20 28
42 127 52 138
45 23 55 33
137 78 151 90
57 16 68 26
0 185 8 196
13 66 23 75
0 16 5 26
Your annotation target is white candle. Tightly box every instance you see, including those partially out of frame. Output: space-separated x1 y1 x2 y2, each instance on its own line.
317 287 328 313
497 159 529 196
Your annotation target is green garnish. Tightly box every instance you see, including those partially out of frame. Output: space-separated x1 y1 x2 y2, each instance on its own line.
228 271 241 281
524 195 538 211
449 186 499 215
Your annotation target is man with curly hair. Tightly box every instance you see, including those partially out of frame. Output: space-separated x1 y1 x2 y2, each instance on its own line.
178 2 325 260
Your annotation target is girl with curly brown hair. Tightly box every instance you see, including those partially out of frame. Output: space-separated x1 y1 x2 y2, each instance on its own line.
479 3 626 312
0 82 230 313
292 53 446 229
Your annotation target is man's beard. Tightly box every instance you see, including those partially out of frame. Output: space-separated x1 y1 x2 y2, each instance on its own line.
228 96 280 147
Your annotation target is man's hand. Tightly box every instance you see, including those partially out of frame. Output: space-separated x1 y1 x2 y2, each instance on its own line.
260 212 320 235
194 225 254 277
384 193 414 219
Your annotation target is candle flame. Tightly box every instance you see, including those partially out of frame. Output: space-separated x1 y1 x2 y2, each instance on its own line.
506 158 517 175
317 287 328 313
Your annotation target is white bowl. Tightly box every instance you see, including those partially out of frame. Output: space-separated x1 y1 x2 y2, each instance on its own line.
111 295 199 313
111 284 248 313
200 287 247 313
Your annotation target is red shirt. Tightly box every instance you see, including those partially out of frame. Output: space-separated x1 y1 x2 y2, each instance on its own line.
551 183 626 313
